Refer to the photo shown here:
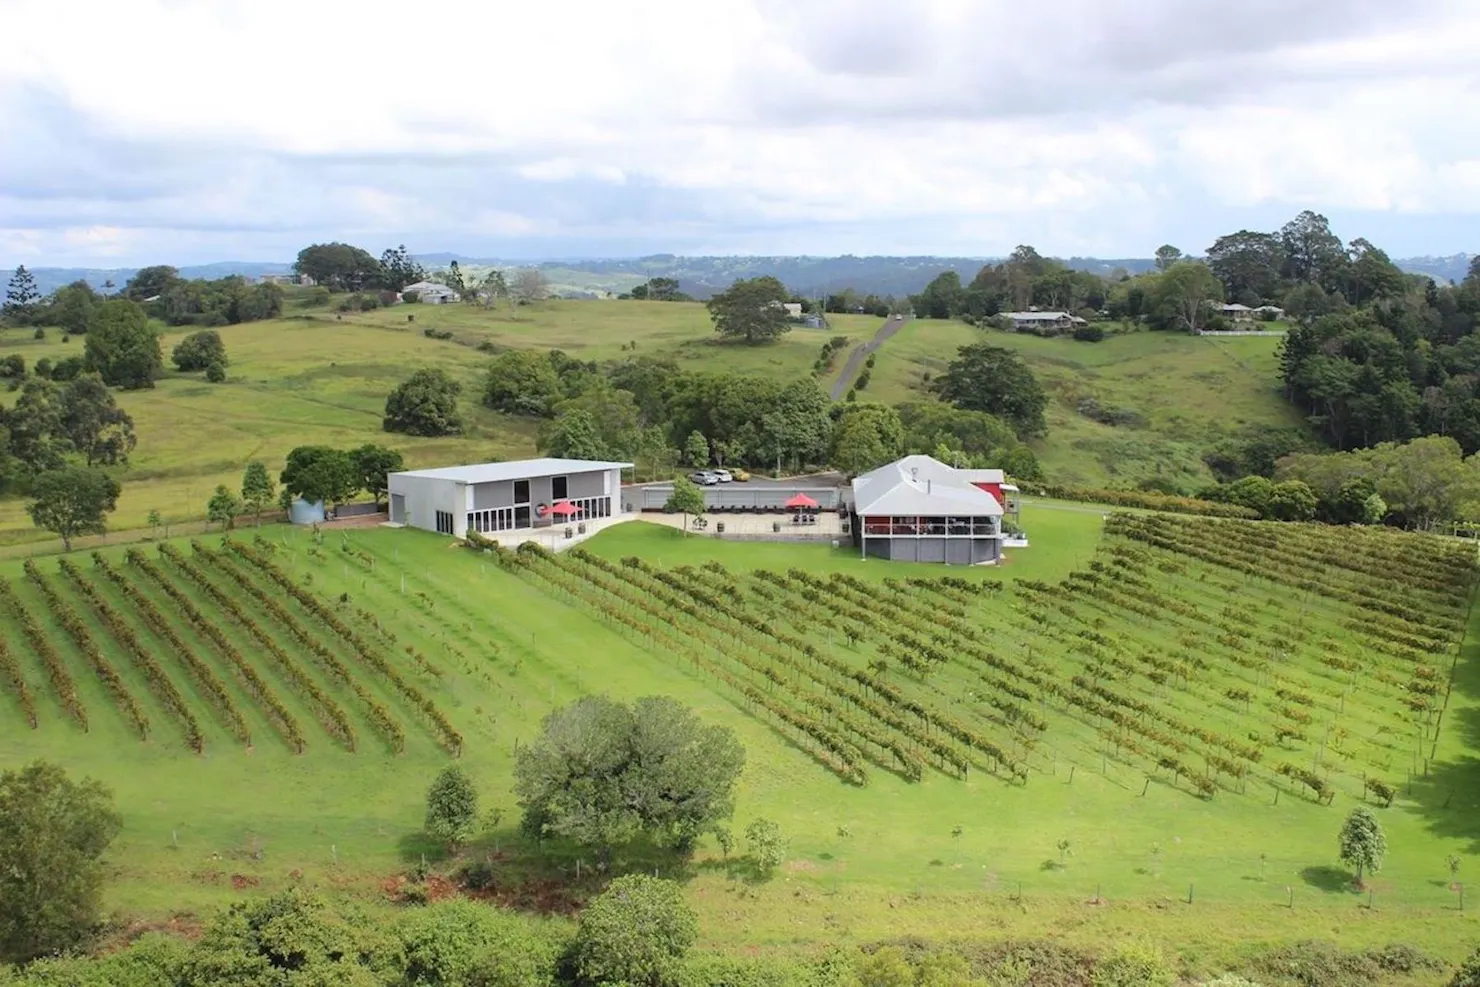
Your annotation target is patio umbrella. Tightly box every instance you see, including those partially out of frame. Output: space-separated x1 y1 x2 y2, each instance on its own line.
547 500 579 516
784 493 818 509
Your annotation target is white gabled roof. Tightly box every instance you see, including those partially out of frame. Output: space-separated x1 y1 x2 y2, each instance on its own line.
1221 303 1253 311
852 455 1004 517
403 281 457 294
1003 310 1071 320
392 457 632 484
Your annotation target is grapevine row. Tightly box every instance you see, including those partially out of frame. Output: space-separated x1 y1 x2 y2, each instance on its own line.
0 613 37 728
24 561 149 740
0 579 85 729
222 540 463 756
159 543 357 751
91 553 250 746
57 558 203 752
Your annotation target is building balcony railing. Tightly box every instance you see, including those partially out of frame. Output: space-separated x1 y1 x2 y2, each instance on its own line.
861 516 1001 537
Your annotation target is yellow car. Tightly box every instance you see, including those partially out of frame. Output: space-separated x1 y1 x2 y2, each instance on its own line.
730 469 751 482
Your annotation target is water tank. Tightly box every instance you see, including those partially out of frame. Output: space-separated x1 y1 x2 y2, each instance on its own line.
289 497 326 525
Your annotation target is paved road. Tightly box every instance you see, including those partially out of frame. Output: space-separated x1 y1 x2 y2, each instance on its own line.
830 314 907 400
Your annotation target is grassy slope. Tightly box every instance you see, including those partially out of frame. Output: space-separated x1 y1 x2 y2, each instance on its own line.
868 320 1307 488
0 510 1474 966
0 302 883 547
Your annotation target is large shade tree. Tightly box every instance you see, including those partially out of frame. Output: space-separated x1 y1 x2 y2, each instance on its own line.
84 300 162 389
931 343 1048 438
706 276 792 344
26 467 121 551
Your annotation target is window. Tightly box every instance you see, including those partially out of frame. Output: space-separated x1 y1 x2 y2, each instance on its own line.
435 510 454 534
515 505 531 528
513 479 530 504
552 476 568 500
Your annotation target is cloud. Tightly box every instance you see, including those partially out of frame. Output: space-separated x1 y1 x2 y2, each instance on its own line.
0 0 1478 266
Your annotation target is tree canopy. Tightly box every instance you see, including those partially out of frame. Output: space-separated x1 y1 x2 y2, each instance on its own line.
0 761 122 964
280 445 359 506
515 695 744 855
424 765 478 850
931 343 1048 438
350 444 403 508
1337 806 1387 884
383 368 462 436
58 373 136 467
572 875 697 987
830 403 904 476
26 467 121 551
83 300 162 389
706 276 792 344
293 242 382 291
171 329 227 372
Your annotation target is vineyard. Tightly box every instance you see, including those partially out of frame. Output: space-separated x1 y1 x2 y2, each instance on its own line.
0 539 461 757
478 514 1476 806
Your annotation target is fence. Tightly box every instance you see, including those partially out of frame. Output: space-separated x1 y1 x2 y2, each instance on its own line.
630 485 844 511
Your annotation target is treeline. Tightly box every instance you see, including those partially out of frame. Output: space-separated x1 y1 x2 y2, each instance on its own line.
3 265 283 332
480 350 1040 480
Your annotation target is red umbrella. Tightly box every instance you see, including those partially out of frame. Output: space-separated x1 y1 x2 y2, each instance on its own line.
547 500 579 516
784 493 818 509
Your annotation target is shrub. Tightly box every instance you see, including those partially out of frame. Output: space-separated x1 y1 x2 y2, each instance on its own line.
1074 323 1106 342
33 327 45 340
50 356 85 381
403 290 421 303
572 875 697 987
171 329 226 372
205 360 226 383
1092 942 1174 987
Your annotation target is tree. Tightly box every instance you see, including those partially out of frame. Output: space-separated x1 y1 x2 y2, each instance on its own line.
178 887 377 986
1154 244 1183 271
383 368 462 436
707 276 792 344
1451 947 1480 987
1266 479 1318 521
830 404 904 476
146 509 163 539
664 475 707 536
46 280 100 334
913 270 965 319
478 269 509 309
27 467 121 551
512 269 548 303
443 260 467 296
378 245 425 291
3 265 41 325
59 373 136 466
0 761 122 964
1205 230 1285 302
540 409 608 460
1153 261 1224 333
514 695 744 855
240 461 276 525
280 445 359 507
745 818 786 874
122 265 180 302
4 377 66 474
1338 807 1386 885
350 444 402 509
293 242 382 292
424 766 478 851
483 350 564 417
205 359 226 384
572 875 697 987
931 343 1048 437
1280 210 1348 292
683 429 709 467
206 485 242 530
171 329 227 372
396 900 562 987
84 299 162 389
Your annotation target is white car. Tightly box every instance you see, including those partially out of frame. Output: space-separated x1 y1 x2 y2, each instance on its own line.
711 468 733 483
688 471 720 486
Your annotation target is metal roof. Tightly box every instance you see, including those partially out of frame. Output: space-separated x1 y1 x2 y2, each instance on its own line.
1003 310 1071 320
391 458 633 484
852 455 1004 517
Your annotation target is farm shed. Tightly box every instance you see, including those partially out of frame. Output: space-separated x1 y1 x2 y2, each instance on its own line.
387 457 632 537
851 455 1006 564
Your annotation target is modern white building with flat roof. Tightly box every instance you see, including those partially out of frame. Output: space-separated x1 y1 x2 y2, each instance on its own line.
387 458 632 537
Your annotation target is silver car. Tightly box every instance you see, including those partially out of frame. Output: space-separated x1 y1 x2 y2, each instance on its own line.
711 468 733 483
688 471 719 485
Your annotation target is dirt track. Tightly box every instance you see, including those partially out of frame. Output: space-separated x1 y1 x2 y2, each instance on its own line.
830 314 906 400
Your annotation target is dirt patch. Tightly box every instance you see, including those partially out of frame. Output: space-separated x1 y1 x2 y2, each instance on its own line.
230 874 261 890
783 859 819 874
320 512 389 530
99 914 205 953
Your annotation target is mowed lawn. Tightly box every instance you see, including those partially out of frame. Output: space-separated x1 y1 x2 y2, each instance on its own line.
0 508 1474 964
868 320 1308 489
0 301 885 548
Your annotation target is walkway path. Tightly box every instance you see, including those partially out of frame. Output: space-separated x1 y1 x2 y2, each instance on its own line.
830 314 907 400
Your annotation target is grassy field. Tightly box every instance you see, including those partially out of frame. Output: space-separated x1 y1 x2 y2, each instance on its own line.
868 320 1307 488
0 507 1475 967
0 302 884 547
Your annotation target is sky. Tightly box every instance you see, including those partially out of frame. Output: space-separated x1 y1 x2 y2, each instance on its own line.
2 0 1479 267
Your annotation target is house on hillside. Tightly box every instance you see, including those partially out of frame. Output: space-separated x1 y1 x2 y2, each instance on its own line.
260 273 316 286
851 455 1010 564
401 280 460 305
1253 305 1285 320
1004 311 1082 333
1220 303 1254 322
388 457 630 536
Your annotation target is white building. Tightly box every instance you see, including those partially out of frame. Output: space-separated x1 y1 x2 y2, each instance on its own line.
388 458 632 536
401 280 461 305
852 455 1007 564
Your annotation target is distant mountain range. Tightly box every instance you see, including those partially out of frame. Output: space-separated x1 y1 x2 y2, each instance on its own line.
13 252 1474 299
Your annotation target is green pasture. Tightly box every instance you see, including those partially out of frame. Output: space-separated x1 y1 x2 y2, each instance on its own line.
868 321 1307 488
0 510 1474 965
0 302 885 547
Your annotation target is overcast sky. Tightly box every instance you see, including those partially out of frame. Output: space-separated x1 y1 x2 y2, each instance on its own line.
2 0 1478 267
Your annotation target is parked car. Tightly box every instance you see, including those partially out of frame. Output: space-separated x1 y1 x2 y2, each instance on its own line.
688 471 719 485
711 468 733 483
730 469 751 482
